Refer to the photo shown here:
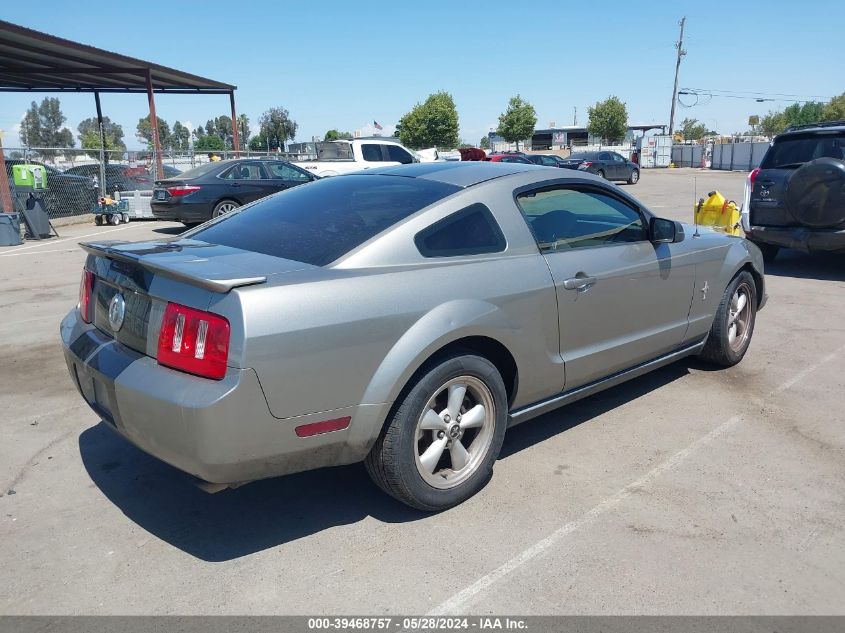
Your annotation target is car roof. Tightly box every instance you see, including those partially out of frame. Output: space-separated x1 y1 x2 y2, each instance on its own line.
356 161 555 188
780 120 845 136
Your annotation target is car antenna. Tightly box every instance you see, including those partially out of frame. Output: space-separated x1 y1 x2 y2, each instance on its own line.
693 176 700 237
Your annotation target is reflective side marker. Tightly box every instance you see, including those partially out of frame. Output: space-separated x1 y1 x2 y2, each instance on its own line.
294 416 352 438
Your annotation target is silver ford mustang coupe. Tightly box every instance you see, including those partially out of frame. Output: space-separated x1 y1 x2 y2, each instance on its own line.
61 162 766 510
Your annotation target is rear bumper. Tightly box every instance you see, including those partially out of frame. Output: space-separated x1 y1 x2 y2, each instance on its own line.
150 199 211 223
747 226 845 253
61 309 377 484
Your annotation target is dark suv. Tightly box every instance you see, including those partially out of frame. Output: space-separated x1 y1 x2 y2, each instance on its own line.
742 121 845 262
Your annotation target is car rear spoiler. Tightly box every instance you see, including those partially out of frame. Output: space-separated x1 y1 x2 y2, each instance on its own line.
79 241 267 293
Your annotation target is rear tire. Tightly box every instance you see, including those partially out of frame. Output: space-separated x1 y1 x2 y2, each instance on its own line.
699 271 757 367
751 240 779 264
365 354 508 511
596 170 606 179
108 214 121 225
94 215 104 226
212 199 240 218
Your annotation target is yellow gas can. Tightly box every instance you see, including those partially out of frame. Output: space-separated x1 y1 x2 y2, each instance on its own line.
695 191 742 236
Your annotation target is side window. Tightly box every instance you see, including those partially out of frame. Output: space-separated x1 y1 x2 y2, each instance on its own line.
266 162 311 182
386 144 414 164
612 153 625 163
598 152 611 161
223 162 266 179
542 156 557 166
415 203 506 258
361 144 385 162
515 187 647 251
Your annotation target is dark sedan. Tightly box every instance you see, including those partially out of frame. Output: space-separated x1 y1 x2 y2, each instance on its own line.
150 158 317 225
526 154 568 167
65 164 181 196
558 151 640 184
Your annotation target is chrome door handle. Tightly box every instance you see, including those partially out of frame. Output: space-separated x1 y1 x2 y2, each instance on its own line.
563 275 597 291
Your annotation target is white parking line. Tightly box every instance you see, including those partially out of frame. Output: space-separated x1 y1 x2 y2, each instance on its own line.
0 247 79 257
427 344 845 615
0 224 141 256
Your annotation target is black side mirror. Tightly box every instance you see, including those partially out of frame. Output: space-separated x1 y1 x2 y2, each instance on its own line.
650 217 684 243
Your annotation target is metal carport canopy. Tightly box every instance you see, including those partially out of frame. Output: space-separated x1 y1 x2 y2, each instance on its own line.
0 19 240 212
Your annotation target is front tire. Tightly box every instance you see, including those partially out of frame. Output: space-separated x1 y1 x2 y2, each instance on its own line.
699 271 757 367
365 354 508 511
628 169 640 185
108 213 121 225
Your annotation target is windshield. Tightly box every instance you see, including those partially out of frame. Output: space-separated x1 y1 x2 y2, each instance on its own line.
189 174 460 266
761 132 845 169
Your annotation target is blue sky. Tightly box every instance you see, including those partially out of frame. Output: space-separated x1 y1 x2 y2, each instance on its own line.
1 0 842 150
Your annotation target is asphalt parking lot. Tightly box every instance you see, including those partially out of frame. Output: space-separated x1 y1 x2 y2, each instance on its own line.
1 168 843 615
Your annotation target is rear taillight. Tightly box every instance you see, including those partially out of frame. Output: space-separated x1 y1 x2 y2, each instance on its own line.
79 270 94 323
748 167 760 187
157 302 230 380
165 185 201 197
578 161 592 169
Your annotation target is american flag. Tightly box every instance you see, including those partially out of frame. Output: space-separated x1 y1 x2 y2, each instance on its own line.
373 120 383 130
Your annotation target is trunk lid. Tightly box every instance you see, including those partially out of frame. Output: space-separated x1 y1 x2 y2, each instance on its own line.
81 238 315 357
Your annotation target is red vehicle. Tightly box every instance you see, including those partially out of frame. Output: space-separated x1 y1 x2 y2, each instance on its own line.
485 153 534 164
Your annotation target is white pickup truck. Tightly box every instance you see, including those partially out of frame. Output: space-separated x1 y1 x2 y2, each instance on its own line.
292 138 420 177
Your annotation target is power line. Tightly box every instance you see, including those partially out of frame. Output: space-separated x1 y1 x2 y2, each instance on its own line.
679 87 832 104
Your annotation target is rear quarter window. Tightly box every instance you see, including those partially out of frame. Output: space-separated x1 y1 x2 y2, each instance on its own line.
189 175 460 266
415 203 506 257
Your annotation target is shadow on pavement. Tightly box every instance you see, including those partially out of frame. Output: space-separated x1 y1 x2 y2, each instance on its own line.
80 360 692 561
79 424 426 562
500 361 691 458
151 226 188 236
765 250 845 282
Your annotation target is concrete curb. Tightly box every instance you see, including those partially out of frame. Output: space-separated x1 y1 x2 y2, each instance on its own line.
51 214 95 228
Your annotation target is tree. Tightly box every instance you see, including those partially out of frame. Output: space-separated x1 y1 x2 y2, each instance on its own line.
324 129 353 141
496 95 537 151
823 92 845 121
756 101 830 137
587 96 628 143
397 91 460 149
760 110 787 137
248 134 269 152
237 114 251 147
77 116 126 162
679 118 714 142
258 106 297 151
136 115 171 150
170 121 190 152
19 97 75 159
479 136 490 150
205 115 233 148
194 135 225 152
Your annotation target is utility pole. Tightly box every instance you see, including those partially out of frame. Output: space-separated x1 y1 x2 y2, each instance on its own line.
668 16 686 137
573 106 577 126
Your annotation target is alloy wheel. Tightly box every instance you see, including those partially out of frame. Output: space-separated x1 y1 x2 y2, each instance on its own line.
413 375 496 489
728 282 752 351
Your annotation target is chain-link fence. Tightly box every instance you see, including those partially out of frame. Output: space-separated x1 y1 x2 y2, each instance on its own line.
3 146 310 219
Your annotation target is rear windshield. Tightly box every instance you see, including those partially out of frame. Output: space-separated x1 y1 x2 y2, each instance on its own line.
189 174 461 266
761 132 845 168
172 162 223 180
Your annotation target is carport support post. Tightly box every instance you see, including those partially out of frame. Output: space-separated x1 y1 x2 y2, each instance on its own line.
94 91 107 197
0 132 13 213
145 70 164 181
229 90 240 157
